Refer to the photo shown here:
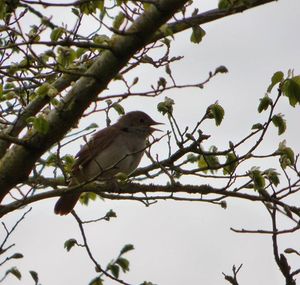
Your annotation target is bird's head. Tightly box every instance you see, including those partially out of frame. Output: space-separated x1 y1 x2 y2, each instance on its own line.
118 111 162 136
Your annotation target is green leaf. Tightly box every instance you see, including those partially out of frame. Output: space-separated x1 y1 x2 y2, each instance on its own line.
78 1 103 15
267 71 284 92
258 95 273 113
50 27 64 42
116 257 130 273
214 65 228 74
6 267 21 280
223 152 238 174
277 141 295 168
198 148 220 174
36 83 51 97
64 238 77 252
33 116 49 134
71 7 80 16
263 168 280 187
198 155 208 173
165 64 172 76
108 264 120 278
160 24 174 39
157 77 167 89
218 0 231 9
187 153 198 163
105 209 117 220
207 103 225 126
62 154 75 173
251 123 264 130
57 47 76 67
89 276 103 285
86 123 98 130
0 1 8 20
248 168 265 191
120 244 134 255
93 34 110 45
190 26 206 44
282 76 300 107
157 96 174 115
113 12 125 30
76 47 87 58
29 271 39 285
112 103 125 115
80 192 97 205
272 114 286 135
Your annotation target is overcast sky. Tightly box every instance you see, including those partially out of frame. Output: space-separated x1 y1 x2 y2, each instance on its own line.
2 1 300 285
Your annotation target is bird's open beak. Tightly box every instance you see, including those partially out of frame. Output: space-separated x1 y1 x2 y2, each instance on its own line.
149 121 164 133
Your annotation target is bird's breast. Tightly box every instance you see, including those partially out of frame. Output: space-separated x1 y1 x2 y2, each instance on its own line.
79 134 146 181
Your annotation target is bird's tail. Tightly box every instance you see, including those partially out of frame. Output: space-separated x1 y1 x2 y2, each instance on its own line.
54 177 82 215
54 192 80 215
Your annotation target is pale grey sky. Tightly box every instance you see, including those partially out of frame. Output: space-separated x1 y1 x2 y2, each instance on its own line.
2 1 300 285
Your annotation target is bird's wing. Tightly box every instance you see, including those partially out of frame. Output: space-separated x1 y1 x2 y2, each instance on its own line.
72 125 119 174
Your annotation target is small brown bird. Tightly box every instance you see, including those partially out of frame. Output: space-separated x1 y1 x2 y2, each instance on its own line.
54 111 161 215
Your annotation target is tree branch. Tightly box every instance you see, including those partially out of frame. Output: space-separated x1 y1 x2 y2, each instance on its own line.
0 0 191 203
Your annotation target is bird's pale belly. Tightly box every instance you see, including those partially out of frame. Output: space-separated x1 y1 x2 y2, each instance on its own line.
77 138 145 182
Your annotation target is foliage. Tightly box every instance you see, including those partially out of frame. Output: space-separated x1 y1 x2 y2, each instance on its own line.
0 1 299 285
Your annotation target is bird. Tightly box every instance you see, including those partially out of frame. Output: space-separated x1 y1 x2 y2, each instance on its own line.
54 111 162 215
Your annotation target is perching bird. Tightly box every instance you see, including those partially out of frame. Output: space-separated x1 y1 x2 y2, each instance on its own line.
54 111 161 215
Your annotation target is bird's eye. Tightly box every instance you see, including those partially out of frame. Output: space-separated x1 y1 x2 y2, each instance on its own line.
140 118 145 123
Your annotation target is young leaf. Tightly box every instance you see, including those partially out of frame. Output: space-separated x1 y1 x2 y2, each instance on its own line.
267 71 284 93
80 192 97 205
190 26 206 44
64 238 77 252
50 27 64 42
120 244 134 255
33 116 49 134
108 264 120 278
214 65 228 75
263 168 280 187
258 95 272 113
248 168 265 191
112 103 125 115
198 155 208 173
29 271 39 285
89 276 103 285
282 76 300 107
251 123 264 130
113 12 125 30
101 210 114 220
116 257 130 273
157 96 174 115
218 0 231 9
187 153 198 163
57 47 76 67
223 152 238 174
277 142 295 168
272 114 286 135
6 267 21 280
157 77 167 89
207 103 225 126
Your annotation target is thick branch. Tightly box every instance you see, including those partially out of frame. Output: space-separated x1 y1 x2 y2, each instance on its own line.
0 0 190 202
153 0 277 41
0 181 289 217
0 0 279 203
